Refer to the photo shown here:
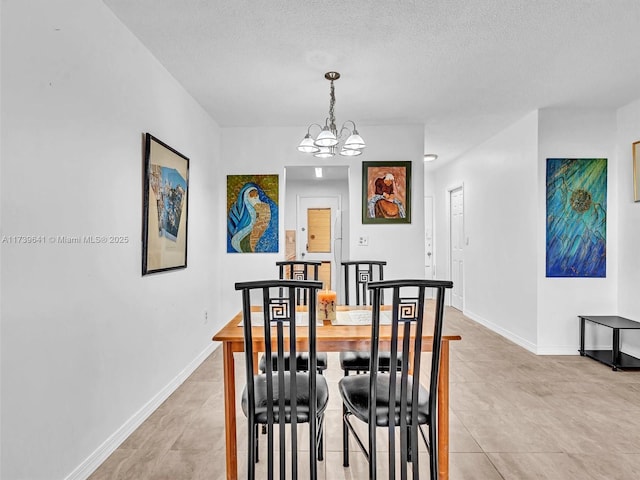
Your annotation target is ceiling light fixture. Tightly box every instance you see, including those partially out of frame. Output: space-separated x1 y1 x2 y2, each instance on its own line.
297 71 366 158
423 154 438 162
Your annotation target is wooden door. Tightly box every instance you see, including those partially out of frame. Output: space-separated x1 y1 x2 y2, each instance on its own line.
307 208 331 253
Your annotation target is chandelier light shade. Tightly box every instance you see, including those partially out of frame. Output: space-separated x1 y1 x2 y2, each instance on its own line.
297 71 366 158
315 127 338 147
297 134 320 153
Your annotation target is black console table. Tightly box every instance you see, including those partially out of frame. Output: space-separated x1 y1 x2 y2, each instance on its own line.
578 315 640 371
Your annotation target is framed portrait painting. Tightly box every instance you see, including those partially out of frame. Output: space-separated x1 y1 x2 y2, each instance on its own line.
362 161 412 224
142 133 189 275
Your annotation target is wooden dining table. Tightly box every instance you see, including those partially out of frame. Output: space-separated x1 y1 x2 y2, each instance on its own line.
212 305 461 480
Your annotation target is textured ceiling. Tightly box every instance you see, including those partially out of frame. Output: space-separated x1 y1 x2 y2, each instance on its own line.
103 0 640 165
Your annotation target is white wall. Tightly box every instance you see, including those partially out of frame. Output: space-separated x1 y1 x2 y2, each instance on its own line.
536 108 618 354
216 125 425 334
429 112 539 350
615 99 640 353
1 1 220 479
0 1 3 476
348 126 425 280
429 107 627 355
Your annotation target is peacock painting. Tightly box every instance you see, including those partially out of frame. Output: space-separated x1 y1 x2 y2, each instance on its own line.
227 174 279 253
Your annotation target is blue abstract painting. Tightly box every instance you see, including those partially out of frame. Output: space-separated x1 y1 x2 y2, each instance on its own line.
546 158 607 277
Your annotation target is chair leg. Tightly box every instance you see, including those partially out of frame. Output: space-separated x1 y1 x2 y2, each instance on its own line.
342 369 350 467
429 422 438 479
369 423 377 480
255 423 260 463
342 403 350 467
248 422 256 478
318 415 325 461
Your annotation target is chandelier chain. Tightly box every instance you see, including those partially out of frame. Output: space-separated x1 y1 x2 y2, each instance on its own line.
328 80 337 134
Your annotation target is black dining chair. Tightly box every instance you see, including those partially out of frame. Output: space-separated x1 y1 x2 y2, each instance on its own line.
338 279 453 479
258 261 328 374
339 261 402 466
236 279 329 479
257 262 329 460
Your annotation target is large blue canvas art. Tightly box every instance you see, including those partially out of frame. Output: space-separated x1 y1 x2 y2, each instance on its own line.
546 158 607 277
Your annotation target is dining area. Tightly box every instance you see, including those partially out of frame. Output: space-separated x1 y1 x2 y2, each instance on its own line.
86 286 640 480
212 260 460 479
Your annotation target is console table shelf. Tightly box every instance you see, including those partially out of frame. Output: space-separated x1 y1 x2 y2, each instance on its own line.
579 315 640 371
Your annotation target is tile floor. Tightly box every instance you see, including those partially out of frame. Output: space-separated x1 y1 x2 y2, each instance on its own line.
89 307 640 479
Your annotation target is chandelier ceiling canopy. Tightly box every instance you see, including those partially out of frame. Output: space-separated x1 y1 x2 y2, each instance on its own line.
297 71 366 158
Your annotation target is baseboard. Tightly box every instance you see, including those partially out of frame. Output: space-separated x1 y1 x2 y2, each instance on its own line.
463 309 538 354
463 309 581 355
535 345 582 355
65 343 216 480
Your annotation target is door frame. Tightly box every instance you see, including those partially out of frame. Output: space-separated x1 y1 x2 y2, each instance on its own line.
424 195 435 298
296 195 342 291
447 183 464 309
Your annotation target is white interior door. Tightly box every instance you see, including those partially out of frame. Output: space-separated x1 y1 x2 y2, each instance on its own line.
450 187 464 310
297 196 341 290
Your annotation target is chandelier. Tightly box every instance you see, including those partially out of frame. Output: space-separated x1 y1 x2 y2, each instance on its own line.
297 71 366 158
